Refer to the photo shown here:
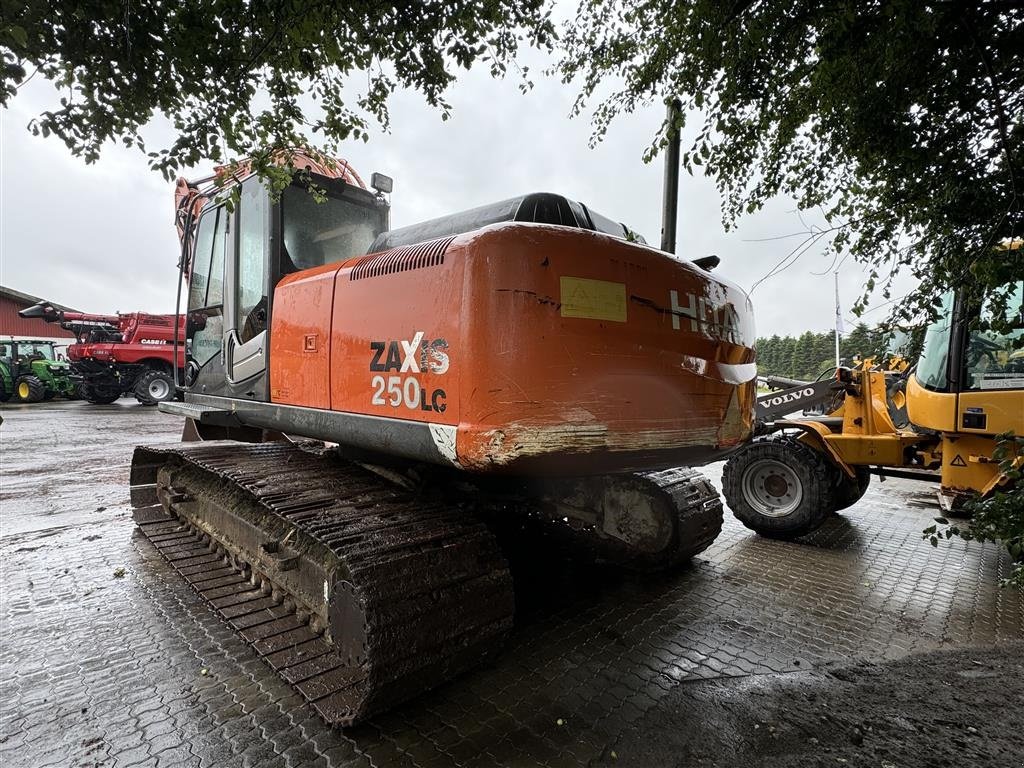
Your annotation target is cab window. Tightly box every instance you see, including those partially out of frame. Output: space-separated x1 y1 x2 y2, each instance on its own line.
16 343 54 361
281 184 386 271
237 178 268 343
915 291 954 391
964 280 1024 390
187 206 227 368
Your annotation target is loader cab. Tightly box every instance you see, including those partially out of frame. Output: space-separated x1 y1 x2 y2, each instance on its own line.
909 277 1024 436
182 172 389 400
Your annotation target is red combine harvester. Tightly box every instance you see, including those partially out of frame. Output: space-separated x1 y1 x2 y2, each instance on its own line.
19 304 184 404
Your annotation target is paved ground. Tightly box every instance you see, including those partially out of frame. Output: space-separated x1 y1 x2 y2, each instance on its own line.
0 400 1021 768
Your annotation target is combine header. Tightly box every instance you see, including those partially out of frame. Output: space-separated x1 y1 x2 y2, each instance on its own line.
20 305 184 404
126 149 757 724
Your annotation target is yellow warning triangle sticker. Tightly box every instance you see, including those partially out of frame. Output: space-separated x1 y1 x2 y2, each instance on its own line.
951 454 967 467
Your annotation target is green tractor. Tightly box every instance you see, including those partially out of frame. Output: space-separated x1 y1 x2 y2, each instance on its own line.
0 339 78 403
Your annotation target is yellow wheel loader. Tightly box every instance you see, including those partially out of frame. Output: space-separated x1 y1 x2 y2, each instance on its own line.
724 270 1023 538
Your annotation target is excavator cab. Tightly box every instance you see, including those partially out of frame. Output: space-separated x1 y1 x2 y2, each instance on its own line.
182 172 389 401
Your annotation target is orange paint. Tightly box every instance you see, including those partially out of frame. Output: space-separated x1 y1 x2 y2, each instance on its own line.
270 222 756 474
270 262 345 408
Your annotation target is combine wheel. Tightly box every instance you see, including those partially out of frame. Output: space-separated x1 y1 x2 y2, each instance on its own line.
135 370 175 405
81 384 122 404
833 466 870 512
723 434 835 539
15 375 45 403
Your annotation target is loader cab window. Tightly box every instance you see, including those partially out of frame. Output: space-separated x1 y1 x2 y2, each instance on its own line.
186 205 227 368
915 291 954 391
964 280 1024 390
281 182 387 271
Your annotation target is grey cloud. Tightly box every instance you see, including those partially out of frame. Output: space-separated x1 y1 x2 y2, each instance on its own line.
1 50 916 337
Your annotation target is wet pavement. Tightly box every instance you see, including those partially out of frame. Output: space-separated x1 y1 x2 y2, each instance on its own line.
1 400 1021 768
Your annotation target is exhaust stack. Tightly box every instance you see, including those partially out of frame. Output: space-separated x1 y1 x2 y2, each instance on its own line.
660 98 682 254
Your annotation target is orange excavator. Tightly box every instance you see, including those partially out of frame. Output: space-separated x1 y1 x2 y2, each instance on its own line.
130 149 756 725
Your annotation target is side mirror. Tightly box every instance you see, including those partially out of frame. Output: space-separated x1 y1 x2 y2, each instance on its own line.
370 172 394 195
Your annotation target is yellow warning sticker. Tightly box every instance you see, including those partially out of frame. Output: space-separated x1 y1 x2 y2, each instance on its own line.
559 277 627 322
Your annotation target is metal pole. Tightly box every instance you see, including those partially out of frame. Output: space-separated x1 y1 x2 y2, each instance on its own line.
660 98 682 254
834 271 842 367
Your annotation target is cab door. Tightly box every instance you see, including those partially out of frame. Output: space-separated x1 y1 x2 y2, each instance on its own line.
957 279 1024 435
182 202 228 395
223 177 271 398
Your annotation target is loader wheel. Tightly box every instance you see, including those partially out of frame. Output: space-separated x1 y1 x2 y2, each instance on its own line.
723 435 835 539
833 466 870 512
134 370 175 405
81 384 122 405
15 376 46 403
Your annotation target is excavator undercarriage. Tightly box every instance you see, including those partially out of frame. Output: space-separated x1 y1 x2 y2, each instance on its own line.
130 437 723 724
130 441 515 725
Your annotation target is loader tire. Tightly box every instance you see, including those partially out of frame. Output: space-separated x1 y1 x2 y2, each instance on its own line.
833 466 870 512
134 370 175 405
15 375 46 403
723 434 835 539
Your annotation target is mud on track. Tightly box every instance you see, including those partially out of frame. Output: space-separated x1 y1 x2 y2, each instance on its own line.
1 399 1021 767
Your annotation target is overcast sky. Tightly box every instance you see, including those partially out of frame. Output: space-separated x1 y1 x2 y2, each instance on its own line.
0 44 915 339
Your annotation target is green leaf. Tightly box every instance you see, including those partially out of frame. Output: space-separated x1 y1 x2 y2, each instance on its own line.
7 25 28 47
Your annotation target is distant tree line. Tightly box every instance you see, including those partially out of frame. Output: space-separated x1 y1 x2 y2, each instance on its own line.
757 322 894 381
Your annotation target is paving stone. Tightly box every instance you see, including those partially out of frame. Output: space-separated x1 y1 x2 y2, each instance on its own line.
2 402 1021 768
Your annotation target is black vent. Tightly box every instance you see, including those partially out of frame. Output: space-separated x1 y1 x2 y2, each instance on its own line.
349 235 456 281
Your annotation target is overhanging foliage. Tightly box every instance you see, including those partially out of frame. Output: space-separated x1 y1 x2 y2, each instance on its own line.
559 1 1023 323
2 1 554 179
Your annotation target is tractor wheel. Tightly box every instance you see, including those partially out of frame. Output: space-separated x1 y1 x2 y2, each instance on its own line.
833 466 871 512
15 376 46 404
81 384 122 405
0 378 10 403
134 370 175 405
723 434 836 539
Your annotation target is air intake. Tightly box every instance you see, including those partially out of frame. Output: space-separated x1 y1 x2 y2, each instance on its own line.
349 235 456 281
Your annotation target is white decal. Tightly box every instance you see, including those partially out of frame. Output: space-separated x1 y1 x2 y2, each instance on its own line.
400 331 424 373
371 375 385 405
369 332 449 414
429 424 459 465
669 289 742 344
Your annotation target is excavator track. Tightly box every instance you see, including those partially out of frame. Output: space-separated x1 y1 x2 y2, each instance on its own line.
129 441 514 726
502 466 724 571
588 466 724 570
